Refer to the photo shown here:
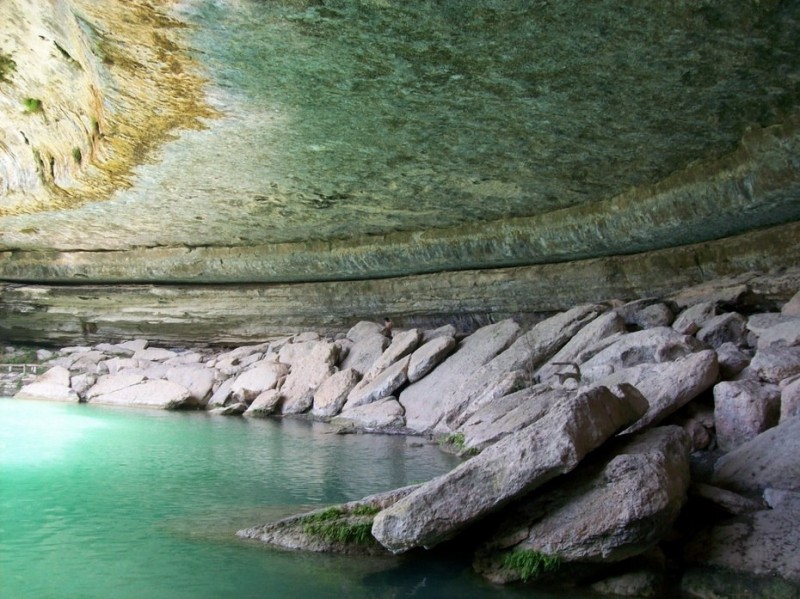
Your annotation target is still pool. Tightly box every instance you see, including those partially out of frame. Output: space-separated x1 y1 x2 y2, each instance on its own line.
0 398 580 599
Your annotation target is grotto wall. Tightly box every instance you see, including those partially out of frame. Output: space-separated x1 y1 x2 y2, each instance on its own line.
1 0 799 345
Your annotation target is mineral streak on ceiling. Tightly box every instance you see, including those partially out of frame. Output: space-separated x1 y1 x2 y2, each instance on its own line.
0 0 799 282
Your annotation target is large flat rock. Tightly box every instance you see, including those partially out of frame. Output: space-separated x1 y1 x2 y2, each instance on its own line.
371 383 648 553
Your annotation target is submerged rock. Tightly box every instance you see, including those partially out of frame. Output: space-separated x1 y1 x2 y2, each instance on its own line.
238 485 419 556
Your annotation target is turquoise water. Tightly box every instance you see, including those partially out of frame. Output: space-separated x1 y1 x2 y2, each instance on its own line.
0 398 572 599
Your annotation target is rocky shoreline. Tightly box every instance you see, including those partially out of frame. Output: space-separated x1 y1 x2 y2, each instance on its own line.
6 270 800 597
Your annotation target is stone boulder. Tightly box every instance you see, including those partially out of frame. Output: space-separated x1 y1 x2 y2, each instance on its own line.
94 343 135 357
442 304 605 429
580 327 704 383
230 359 288 403
209 401 248 416
696 312 748 349
672 301 717 335
406 335 456 383
716 342 752 379
712 416 800 494
66 350 107 374
88 379 194 409
166 364 215 405
87 372 147 399
474 426 691 584
213 346 267 376
421 324 457 343
135 361 170 380
782 290 800 316
311 368 361 418
243 389 282 417
361 328 421 381
589 549 667 598
399 319 521 433
634 302 675 329
590 349 719 434
683 506 800 594
345 321 385 342
280 341 338 414
713 380 781 451
238 485 419 555
118 339 148 353
343 356 411 409
457 385 565 452
371 384 648 553
70 373 96 400
339 332 390 376
132 347 178 362
333 397 406 431
689 483 767 516
754 316 800 350
669 276 754 313
748 346 800 383
206 377 234 409
164 351 206 366
536 310 626 385
781 375 800 422
14 365 79 402
104 356 140 375
615 298 674 330
293 331 321 343
747 312 797 338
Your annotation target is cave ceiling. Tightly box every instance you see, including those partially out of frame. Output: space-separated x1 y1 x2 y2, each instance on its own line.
0 0 799 281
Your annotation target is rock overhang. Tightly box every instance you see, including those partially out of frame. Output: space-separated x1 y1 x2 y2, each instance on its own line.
1 2 799 264
0 1 799 343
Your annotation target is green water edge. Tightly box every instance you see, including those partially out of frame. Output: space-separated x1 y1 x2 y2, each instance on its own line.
0 397 591 599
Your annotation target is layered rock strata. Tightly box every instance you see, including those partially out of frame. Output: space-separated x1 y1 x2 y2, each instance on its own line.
2 224 798 346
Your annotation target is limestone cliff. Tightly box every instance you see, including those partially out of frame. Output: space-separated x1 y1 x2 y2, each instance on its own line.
0 1 799 344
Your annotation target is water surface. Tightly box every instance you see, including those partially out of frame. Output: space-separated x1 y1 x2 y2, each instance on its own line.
0 398 578 599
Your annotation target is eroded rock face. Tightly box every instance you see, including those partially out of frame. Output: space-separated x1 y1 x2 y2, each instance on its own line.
0 0 210 215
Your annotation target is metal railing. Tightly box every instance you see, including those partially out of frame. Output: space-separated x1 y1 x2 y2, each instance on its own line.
0 363 43 375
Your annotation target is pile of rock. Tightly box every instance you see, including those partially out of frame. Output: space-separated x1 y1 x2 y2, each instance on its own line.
13 271 800 596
